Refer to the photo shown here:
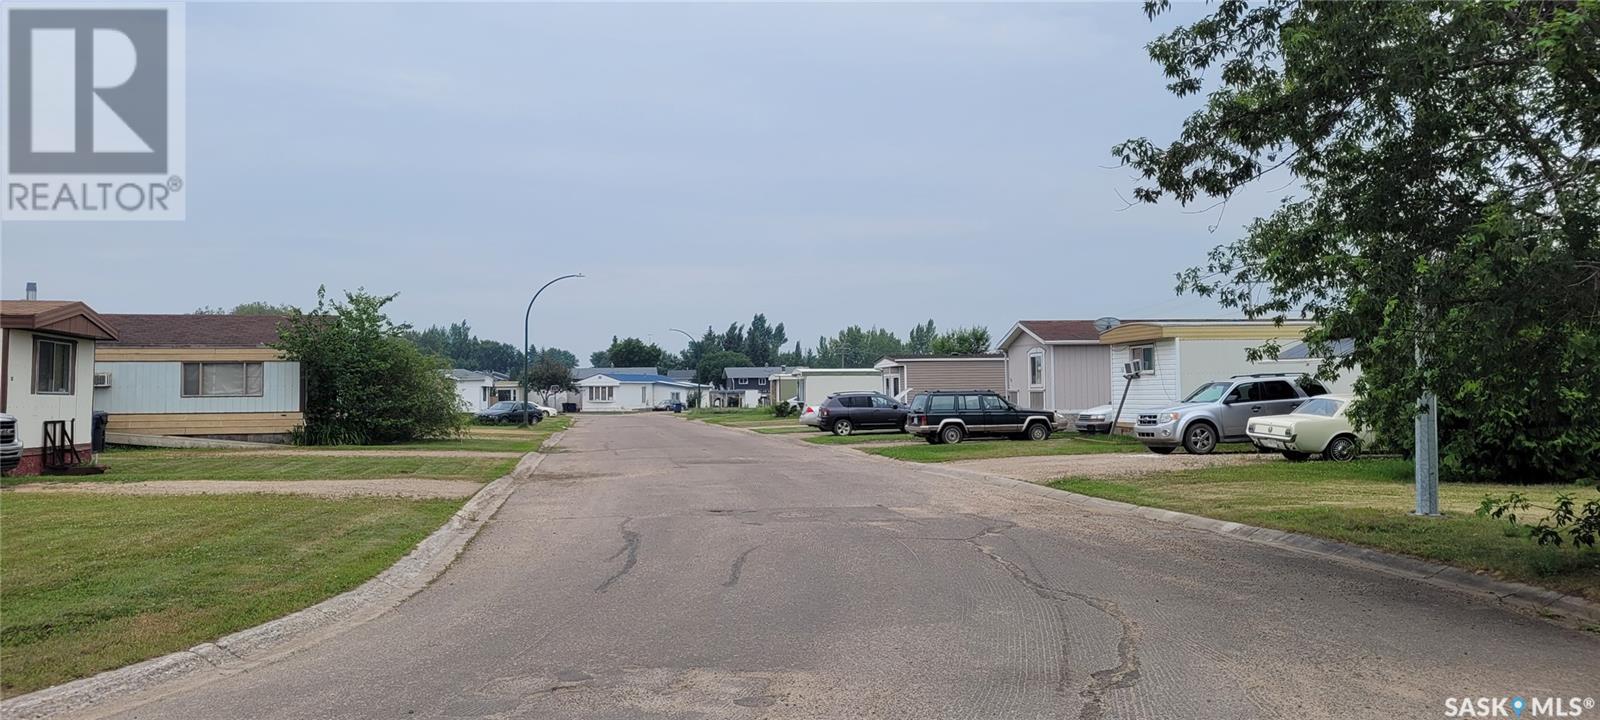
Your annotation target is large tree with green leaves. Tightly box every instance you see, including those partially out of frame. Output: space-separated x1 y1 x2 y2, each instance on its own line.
929 326 992 355
275 288 462 445
1115 0 1599 483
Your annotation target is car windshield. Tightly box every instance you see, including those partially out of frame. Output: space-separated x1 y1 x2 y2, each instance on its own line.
1295 398 1343 417
1183 382 1231 403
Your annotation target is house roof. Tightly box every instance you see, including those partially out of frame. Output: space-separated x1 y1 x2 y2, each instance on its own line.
447 369 509 382
572 366 658 379
723 366 789 379
1015 320 1103 343
0 300 118 340
97 314 284 347
880 353 1003 362
665 369 696 381
579 372 702 387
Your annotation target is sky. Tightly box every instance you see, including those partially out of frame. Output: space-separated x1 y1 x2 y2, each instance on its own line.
0 2 1297 362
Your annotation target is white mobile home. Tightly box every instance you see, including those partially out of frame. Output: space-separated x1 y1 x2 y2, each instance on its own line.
1 300 116 475
782 368 880 408
576 373 706 412
1098 320 1356 427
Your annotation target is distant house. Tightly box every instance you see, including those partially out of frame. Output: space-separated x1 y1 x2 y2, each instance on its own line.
996 320 1113 414
1097 319 1357 427
572 366 660 380
874 355 1006 401
1 300 118 475
446 369 510 412
715 366 789 407
779 367 880 408
575 373 707 412
93 314 302 442
665 369 696 382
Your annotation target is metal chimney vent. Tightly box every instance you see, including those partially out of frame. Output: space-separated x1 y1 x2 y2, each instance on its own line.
25 282 37 300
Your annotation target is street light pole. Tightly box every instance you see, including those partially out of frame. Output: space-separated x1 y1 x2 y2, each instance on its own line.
522 273 584 427
668 328 698 407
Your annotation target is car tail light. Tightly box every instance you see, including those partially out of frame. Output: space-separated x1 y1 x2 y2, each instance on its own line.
805 406 814 414
910 414 925 426
820 408 829 417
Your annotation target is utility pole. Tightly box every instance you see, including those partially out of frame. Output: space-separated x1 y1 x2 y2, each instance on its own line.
669 328 698 406
1413 296 1440 516
522 273 584 427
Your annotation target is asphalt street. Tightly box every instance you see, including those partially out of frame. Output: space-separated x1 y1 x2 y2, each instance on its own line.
104 414 1598 719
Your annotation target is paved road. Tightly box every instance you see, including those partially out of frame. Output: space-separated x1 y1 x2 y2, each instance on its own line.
107 415 1597 719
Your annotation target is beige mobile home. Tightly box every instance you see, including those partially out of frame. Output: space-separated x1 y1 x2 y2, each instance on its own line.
995 320 1114 414
875 354 1006 401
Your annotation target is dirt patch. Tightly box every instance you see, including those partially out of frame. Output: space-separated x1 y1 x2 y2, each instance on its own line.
947 452 1276 483
5 478 484 500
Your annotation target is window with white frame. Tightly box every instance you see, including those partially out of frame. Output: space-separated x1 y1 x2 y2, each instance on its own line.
182 362 264 397
1028 351 1044 386
34 337 75 394
588 386 614 402
1130 345 1156 374
641 386 647 403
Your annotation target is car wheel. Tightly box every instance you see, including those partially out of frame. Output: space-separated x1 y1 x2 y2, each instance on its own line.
1026 422 1050 442
1147 446 1176 455
833 419 854 436
1182 423 1217 455
939 424 965 445
1323 435 1360 462
1282 451 1311 462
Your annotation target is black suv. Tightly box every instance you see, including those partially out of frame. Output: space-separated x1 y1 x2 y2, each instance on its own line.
818 392 907 436
905 390 1067 444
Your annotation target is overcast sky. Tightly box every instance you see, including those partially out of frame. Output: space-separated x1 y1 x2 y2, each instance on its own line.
1 2 1295 361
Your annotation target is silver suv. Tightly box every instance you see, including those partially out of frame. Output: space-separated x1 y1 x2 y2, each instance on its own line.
1136 374 1329 455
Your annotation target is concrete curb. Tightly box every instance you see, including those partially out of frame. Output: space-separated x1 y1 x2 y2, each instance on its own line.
753 427 1600 629
1 453 546 720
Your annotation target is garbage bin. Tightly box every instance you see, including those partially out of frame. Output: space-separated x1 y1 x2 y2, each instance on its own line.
562 402 578 413
92 411 109 452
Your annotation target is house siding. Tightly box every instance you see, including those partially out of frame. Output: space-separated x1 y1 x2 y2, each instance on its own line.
4 329 97 452
1106 339 1183 417
1003 336 1046 400
93 360 301 414
1049 345 1113 414
902 359 1005 397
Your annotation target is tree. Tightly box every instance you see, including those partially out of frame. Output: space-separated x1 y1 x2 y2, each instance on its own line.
930 326 991 355
697 350 753 385
745 314 775 365
589 350 610 367
525 355 577 403
195 301 296 316
531 346 578 369
816 326 904 368
907 320 937 355
275 287 461 445
605 337 666 368
1114 0 1600 483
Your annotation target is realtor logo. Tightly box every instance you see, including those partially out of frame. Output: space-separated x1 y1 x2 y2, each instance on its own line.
2 4 185 220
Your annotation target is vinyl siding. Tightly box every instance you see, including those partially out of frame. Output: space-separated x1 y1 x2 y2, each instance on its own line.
1106 339 1183 418
902 359 1005 397
1003 337 1046 397
93 360 301 414
4 330 97 450
1049 345 1113 414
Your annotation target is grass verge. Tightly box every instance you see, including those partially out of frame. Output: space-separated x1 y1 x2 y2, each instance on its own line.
1047 459 1600 603
5 450 517 487
752 425 818 435
865 433 1144 462
686 408 784 426
804 433 917 445
0 494 460 697
332 416 572 453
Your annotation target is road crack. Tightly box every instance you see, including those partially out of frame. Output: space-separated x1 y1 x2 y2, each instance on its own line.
723 545 761 588
595 518 640 594
963 519 1141 720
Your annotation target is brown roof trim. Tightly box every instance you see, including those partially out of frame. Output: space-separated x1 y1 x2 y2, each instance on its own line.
0 300 118 341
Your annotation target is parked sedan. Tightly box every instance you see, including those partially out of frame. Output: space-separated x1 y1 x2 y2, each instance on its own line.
818 391 908 436
1074 403 1115 434
799 402 823 428
476 401 543 424
1245 394 1371 461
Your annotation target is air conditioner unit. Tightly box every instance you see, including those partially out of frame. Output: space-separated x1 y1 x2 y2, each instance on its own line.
1122 360 1143 379
93 371 112 388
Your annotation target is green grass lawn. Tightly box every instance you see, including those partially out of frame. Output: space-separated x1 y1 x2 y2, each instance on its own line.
686 408 786 426
1048 460 1600 603
864 433 1145 462
330 415 572 453
803 432 917 445
0 494 460 697
752 425 818 435
3 449 517 487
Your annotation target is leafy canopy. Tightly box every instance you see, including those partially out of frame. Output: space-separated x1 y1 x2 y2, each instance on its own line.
1115 0 1599 483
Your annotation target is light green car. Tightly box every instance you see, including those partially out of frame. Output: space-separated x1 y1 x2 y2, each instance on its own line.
1244 394 1371 461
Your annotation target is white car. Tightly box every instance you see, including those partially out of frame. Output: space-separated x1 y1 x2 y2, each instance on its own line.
799 402 823 428
1245 394 1372 461
0 413 20 474
535 404 560 416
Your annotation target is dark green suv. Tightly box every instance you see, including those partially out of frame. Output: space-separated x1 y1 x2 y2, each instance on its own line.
905 390 1067 445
